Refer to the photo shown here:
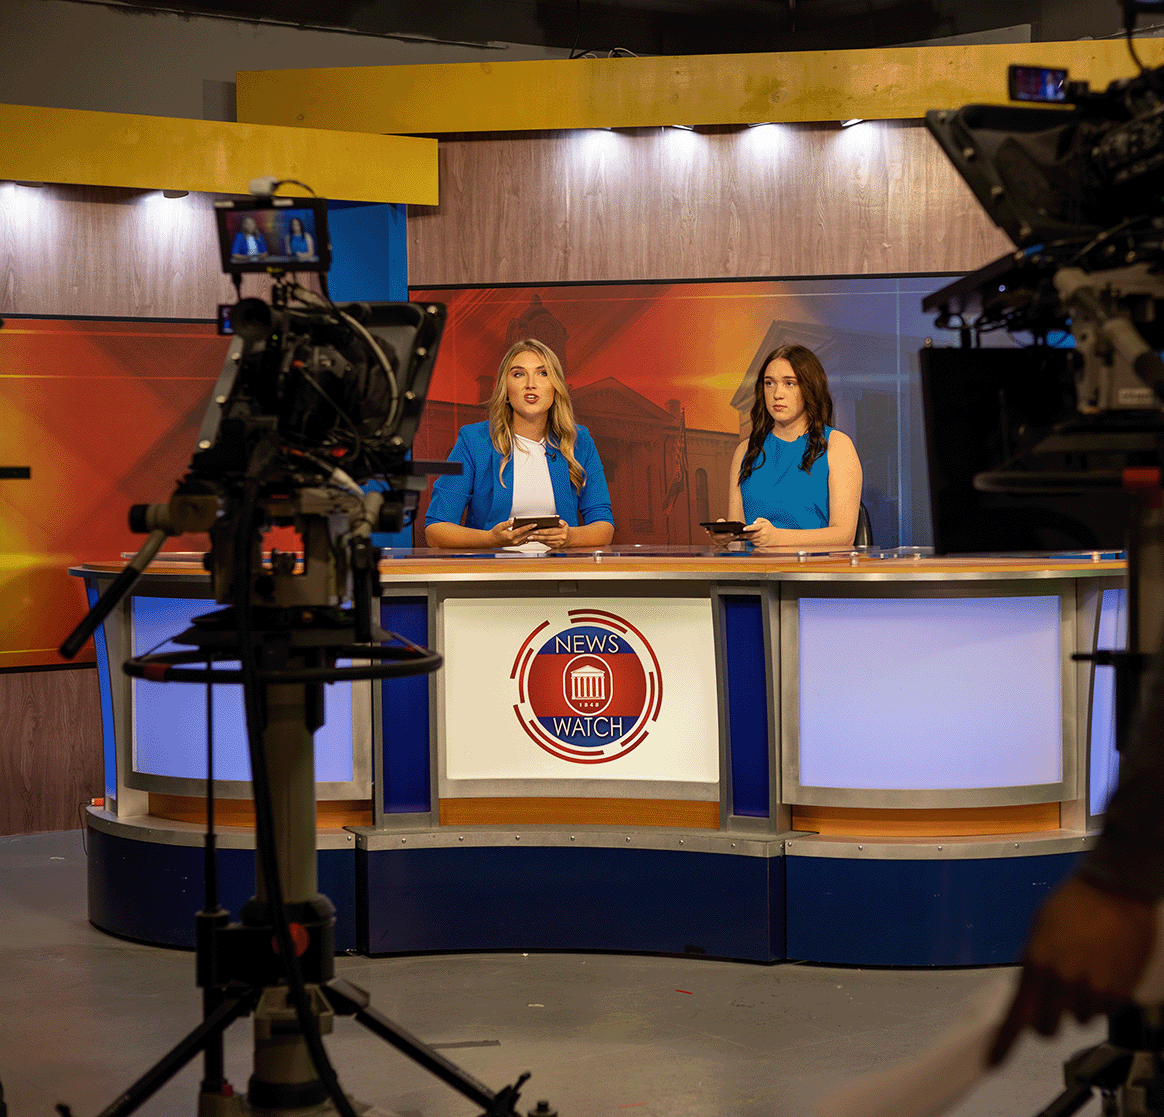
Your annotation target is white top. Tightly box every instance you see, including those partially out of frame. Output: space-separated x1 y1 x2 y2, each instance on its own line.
511 435 558 520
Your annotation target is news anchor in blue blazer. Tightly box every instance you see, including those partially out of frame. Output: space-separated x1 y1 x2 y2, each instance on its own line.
425 339 614 549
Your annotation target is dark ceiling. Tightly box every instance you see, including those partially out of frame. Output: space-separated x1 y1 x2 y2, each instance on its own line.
113 0 1131 55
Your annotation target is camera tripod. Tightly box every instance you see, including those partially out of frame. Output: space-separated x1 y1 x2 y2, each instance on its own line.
59 489 551 1117
1033 1007 1164 1117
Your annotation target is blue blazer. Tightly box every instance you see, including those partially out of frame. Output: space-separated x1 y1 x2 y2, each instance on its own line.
426 421 614 531
230 230 267 256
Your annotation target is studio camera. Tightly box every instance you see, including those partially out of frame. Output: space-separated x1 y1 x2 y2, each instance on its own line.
62 192 451 654
921 26 1164 556
922 20 1164 1117
53 190 544 1117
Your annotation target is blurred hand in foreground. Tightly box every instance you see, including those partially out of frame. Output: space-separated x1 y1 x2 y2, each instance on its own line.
988 875 1156 1066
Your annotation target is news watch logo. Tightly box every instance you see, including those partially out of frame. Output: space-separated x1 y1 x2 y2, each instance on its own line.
510 608 663 763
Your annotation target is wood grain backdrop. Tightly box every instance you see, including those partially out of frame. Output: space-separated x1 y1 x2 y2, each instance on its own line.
407 121 1012 286
0 121 1011 318
0 666 103 836
0 119 1010 833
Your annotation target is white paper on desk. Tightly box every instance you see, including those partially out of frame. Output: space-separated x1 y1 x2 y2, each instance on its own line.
815 901 1164 1117
501 541 551 554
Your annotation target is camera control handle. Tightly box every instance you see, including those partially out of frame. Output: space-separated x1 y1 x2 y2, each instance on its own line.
59 528 169 659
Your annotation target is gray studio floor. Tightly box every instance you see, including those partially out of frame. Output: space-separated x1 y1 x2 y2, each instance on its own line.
1 830 1106 1117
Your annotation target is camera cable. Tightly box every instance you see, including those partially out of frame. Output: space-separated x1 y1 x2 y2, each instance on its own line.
296 281 402 433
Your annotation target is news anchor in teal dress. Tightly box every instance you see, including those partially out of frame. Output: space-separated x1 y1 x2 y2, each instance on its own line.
425 339 614 549
284 216 315 261
722 344 862 548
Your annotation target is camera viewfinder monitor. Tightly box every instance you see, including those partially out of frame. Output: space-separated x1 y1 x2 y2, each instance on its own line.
1008 64 1069 103
215 197 331 274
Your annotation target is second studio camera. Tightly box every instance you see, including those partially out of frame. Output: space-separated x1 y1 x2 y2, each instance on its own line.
921 52 1164 555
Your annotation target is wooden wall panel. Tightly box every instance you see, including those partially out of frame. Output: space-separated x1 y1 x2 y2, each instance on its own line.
408 121 1013 286
0 666 104 836
0 123 1011 312
0 184 245 318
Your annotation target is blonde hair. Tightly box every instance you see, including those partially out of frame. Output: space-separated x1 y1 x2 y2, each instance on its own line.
489 339 587 493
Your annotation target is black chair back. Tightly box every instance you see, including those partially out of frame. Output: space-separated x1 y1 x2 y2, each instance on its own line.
854 502 873 547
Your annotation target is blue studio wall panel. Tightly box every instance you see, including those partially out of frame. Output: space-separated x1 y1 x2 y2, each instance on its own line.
327 201 407 303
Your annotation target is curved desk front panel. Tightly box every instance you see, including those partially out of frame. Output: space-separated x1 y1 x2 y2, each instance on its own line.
75 549 1121 963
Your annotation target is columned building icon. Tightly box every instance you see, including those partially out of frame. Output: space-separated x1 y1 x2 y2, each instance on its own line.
570 665 606 702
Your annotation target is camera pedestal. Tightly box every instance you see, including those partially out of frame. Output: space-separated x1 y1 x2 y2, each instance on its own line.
86 614 532 1117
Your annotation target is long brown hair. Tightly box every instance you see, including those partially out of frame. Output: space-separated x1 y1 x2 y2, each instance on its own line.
738 345 834 483
488 339 587 493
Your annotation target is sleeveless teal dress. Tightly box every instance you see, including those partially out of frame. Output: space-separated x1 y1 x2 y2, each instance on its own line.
739 428 833 529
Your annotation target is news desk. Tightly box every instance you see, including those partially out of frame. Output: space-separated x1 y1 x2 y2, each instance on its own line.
75 546 1125 965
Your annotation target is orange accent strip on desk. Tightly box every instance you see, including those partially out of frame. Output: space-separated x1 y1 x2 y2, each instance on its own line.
790 802 1061 837
439 797 720 829
149 793 372 829
77 555 1128 578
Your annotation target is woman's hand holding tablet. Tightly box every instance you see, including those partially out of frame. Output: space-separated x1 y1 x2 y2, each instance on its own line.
486 519 539 547
511 516 560 530
521 517 570 548
702 519 759 539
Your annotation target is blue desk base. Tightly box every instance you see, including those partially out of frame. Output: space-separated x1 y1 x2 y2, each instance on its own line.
785 850 1084 966
85 821 1086 966
359 845 786 962
87 825 358 953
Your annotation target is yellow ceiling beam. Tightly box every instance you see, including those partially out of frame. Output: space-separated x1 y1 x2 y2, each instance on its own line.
0 104 437 203
237 39 1164 135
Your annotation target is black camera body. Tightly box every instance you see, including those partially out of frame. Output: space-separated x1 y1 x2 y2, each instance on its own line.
929 63 1164 250
191 296 445 492
922 52 1164 554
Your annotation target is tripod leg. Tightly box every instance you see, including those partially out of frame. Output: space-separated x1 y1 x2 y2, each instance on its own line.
324 979 496 1113
1031 1083 1094 1117
93 989 258 1117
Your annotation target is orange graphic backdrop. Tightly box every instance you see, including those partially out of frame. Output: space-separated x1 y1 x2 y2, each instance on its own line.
0 319 229 667
409 282 790 432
